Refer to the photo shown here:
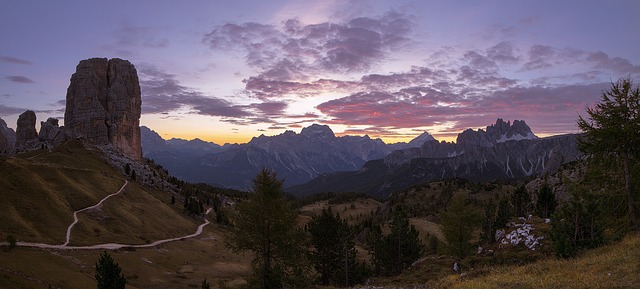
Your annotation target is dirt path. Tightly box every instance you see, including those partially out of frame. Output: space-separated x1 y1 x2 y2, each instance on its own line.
13 181 213 250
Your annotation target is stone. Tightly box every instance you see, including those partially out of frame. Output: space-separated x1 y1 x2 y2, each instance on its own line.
0 117 16 152
15 110 38 148
64 58 142 160
38 118 69 146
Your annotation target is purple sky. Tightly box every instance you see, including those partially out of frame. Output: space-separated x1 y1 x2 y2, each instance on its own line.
1 0 639 144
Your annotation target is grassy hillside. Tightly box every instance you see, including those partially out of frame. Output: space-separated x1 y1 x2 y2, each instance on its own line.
0 141 252 288
437 233 640 289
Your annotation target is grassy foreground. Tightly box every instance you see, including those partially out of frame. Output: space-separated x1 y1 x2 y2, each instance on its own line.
437 233 640 289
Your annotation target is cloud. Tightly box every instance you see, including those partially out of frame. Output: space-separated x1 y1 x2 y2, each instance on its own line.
203 11 414 80
5 75 35 83
316 78 605 136
0 104 28 116
585 51 640 74
138 64 251 118
0 56 33 65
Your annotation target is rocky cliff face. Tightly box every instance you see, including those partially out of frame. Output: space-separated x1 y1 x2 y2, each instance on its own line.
0 118 16 152
15 110 38 148
64 58 141 160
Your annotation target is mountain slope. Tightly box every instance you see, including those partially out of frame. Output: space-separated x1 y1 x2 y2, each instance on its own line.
0 141 199 245
288 120 581 199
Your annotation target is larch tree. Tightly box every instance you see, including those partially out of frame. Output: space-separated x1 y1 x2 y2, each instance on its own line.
577 77 640 231
226 168 309 289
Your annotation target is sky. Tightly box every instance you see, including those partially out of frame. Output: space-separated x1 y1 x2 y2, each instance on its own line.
1 0 639 144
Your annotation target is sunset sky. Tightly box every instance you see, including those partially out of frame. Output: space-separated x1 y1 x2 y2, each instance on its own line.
1 0 639 144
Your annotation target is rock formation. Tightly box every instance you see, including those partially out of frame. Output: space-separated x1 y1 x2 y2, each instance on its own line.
64 58 142 160
15 110 38 148
0 117 16 152
38 118 69 146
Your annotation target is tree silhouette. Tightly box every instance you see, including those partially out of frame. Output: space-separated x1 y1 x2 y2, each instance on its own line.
95 250 126 289
577 77 640 231
226 168 309 289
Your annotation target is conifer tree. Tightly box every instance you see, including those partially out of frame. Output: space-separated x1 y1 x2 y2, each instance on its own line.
535 183 557 218
441 193 481 259
226 168 309 289
577 77 640 231
95 251 126 289
308 207 362 287
551 191 604 258
511 185 531 217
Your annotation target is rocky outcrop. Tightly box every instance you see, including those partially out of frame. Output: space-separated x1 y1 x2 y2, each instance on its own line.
15 110 38 148
0 117 16 152
64 58 142 160
38 118 69 146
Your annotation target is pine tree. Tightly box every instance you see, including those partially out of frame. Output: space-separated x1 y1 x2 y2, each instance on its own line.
535 183 557 218
441 193 481 259
577 77 640 231
551 191 604 258
512 185 531 217
226 168 309 289
385 206 422 276
308 208 363 287
495 194 513 228
95 251 126 289
481 199 497 243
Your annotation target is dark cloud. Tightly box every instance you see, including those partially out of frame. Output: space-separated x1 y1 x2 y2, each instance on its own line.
586 51 640 74
0 56 33 65
5 75 35 83
138 64 251 118
203 12 414 80
0 104 27 116
486 41 520 64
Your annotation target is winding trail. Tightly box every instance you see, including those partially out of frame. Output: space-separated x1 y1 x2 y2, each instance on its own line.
14 181 213 250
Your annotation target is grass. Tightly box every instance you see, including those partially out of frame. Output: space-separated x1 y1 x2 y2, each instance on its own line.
0 224 251 289
0 141 252 288
434 233 640 289
299 198 381 225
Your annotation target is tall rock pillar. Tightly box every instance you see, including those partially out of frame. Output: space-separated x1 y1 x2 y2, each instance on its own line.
64 58 142 160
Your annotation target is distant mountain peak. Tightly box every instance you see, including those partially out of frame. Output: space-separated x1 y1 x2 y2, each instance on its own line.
458 118 537 146
300 124 335 138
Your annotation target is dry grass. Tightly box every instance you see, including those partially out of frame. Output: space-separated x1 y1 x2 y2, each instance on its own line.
0 224 252 289
409 218 445 242
437 233 640 289
299 198 381 225
0 142 252 288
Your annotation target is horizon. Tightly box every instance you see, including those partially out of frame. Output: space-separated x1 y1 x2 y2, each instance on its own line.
141 118 562 146
2 1 639 144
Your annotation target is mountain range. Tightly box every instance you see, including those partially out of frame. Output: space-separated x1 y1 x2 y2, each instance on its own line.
288 119 581 198
141 124 433 189
141 119 581 197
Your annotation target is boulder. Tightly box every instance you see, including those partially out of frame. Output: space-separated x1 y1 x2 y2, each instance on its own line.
64 58 142 160
15 110 38 148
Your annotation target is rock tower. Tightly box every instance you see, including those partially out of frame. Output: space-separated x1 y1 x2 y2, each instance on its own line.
15 110 38 148
64 58 142 160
